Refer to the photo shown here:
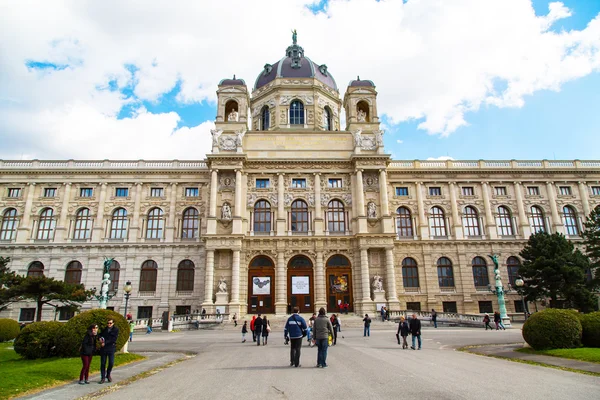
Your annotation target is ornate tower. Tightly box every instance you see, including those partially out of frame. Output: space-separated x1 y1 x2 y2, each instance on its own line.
213 76 250 153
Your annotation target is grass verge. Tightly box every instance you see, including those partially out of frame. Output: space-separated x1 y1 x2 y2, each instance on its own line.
516 347 600 364
0 342 144 400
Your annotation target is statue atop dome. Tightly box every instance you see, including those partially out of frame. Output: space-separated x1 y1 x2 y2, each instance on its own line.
292 29 297 45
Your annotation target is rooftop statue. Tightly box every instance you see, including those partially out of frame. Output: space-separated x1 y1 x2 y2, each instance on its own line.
292 29 297 45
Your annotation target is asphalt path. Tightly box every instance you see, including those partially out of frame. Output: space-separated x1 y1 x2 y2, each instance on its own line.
98 326 600 400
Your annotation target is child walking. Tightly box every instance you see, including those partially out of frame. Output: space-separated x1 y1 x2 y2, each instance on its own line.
242 321 248 343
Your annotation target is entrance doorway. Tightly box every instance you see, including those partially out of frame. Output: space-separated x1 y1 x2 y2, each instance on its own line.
247 256 275 314
326 255 353 313
287 255 314 314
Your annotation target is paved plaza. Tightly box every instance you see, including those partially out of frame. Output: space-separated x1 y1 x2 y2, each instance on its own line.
27 325 600 400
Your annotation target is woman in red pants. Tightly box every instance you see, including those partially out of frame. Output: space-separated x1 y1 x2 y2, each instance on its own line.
79 324 98 384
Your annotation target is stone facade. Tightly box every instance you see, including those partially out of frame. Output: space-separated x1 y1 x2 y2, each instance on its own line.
1 39 600 322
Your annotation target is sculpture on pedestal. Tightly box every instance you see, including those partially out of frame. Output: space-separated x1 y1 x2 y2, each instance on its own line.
367 201 377 219
221 203 232 220
95 257 116 309
217 276 228 293
372 274 384 292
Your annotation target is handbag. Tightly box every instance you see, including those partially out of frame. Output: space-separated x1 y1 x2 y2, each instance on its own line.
328 333 333 346
266 323 271 333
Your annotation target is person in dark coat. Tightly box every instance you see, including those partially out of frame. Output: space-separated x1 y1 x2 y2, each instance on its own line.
254 314 263 346
494 311 506 330
99 319 119 383
483 313 493 330
396 316 410 349
262 316 270 345
79 324 98 384
431 309 438 328
330 314 339 345
242 321 248 343
363 314 371 337
409 314 422 350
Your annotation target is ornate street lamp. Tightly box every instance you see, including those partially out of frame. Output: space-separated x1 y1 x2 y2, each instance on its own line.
123 281 133 319
514 277 528 321
94 258 116 309
487 254 512 327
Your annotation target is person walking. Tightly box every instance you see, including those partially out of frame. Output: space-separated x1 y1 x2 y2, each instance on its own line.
242 321 248 343
363 314 371 337
307 313 316 346
128 320 135 342
431 309 438 328
146 318 152 334
99 318 119 383
254 314 263 346
262 315 270 345
380 307 386 322
313 308 334 368
79 324 98 384
494 311 506 330
250 315 257 342
233 313 238 327
284 306 307 367
483 313 493 330
396 316 410 349
409 314 422 350
330 314 339 345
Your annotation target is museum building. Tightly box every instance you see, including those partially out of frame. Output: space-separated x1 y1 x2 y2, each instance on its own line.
1 36 600 322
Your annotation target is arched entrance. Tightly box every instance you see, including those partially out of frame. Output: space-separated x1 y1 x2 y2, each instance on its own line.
326 254 353 313
248 256 275 314
287 255 314 314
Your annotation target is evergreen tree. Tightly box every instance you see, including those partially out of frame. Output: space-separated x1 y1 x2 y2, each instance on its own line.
0 257 22 311
582 207 600 290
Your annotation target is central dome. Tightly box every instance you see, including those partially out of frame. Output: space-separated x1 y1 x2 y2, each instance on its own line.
253 34 338 92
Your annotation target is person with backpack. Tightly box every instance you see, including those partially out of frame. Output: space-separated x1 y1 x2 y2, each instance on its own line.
284 306 307 367
483 313 493 330
396 316 410 349
363 314 371 337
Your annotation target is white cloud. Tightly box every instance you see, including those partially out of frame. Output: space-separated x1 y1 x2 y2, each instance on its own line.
396 139 403 144
0 0 599 159
426 156 455 161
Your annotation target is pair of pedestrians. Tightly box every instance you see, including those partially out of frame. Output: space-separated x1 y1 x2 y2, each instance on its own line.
78 318 119 385
248 314 270 345
396 314 422 349
284 307 334 368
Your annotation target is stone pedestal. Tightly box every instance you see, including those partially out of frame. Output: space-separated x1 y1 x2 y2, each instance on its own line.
373 291 386 304
215 292 229 312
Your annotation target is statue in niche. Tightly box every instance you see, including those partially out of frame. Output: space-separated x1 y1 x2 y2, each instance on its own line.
357 108 367 122
375 130 384 147
353 129 362 147
367 201 377 219
228 109 239 122
235 127 246 147
211 129 222 146
221 203 232 220
372 274 384 292
217 276 228 293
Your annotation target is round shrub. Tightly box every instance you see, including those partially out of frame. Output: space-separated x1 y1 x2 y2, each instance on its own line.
522 308 582 350
55 309 129 357
580 311 600 348
14 321 63 359
0 318 20 342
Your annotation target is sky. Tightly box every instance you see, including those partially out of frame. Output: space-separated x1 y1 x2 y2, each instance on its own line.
0 0 599 162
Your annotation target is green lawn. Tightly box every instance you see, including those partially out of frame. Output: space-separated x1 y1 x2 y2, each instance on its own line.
0 342 144 400
517 347 600 363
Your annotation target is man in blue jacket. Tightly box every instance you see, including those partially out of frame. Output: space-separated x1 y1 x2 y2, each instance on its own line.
99 319 119 383
284 307 307 367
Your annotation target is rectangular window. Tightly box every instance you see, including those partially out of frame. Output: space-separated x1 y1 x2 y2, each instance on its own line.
150 188 163 197
79 188 93 197
43 188 57 197
292 178 306 188
175 306 191 316
495 186 507 196
406 302 421 311
19 308 36 322
115 188 129 197
591 186 600 196
527 186 540 196
58 307 75 321
559 186 572 195
395 187 409 196
185 187 199 197
256 179 270 189
478 301 493 314
514 300 525 313
429 187 441 196
7 188 21 198
442 301 457 313
462 187 474 196
328 178 342 188
137 306 153 320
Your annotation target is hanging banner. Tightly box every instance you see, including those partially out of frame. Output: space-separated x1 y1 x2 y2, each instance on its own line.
291 276 310 294
252 277 271 295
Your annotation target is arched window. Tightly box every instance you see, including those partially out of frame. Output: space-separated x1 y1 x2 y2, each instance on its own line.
65 261 82 284
326 255 350 267
181 207 199 239
396 207 413 237
0 208 18 241
146 208 164 239
563 206 580 236
27 261 44 277
402 258 419 288
254 200 271 233
176 260 195 291
327 199 345 233
261 106 270 130
139 260 158 292
290 200 308 232
324 107 332 131
506 256 521 286
437 257 454 287
250 255 274 268
429 206 447 237
463 206 481 236
530 206 546 233
496 206 514 236
110 208 128 239
73 208 92 240
472 257 489 288
290 100 304 125
36 208 56 240
109 260 120 292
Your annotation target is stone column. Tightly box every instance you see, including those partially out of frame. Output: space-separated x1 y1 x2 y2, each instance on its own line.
578 181 591 217
204 250 215 305
314 173 323 235
315 250 326 310
17 182 36 241
54 183 72 241
415 182 429 239
234 170 242 216
166 183 178 241
449 182 462 239
513 182 531 238
481 182 497 239
385 248 399 308
210 170 218 217
231 250 240 303
92 183 107 242
277 173 286 235
360 248 370 301
379 169 390 216
276 250 286 313
546 182 564 233
356 170 365 216
129 183 143 241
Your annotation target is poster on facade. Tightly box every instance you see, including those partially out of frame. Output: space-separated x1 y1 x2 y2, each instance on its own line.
291 276 310 294
329 274 349 294
252 277 271 295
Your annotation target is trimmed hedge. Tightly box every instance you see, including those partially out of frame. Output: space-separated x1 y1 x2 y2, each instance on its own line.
580 311 600 348
0 318 20 342
55 309 129 357
14 321 63 359
523 309 582 350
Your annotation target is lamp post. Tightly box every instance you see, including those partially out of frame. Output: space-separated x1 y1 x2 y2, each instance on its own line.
487 254 512 327
514 278 527 321
123 281 132 319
